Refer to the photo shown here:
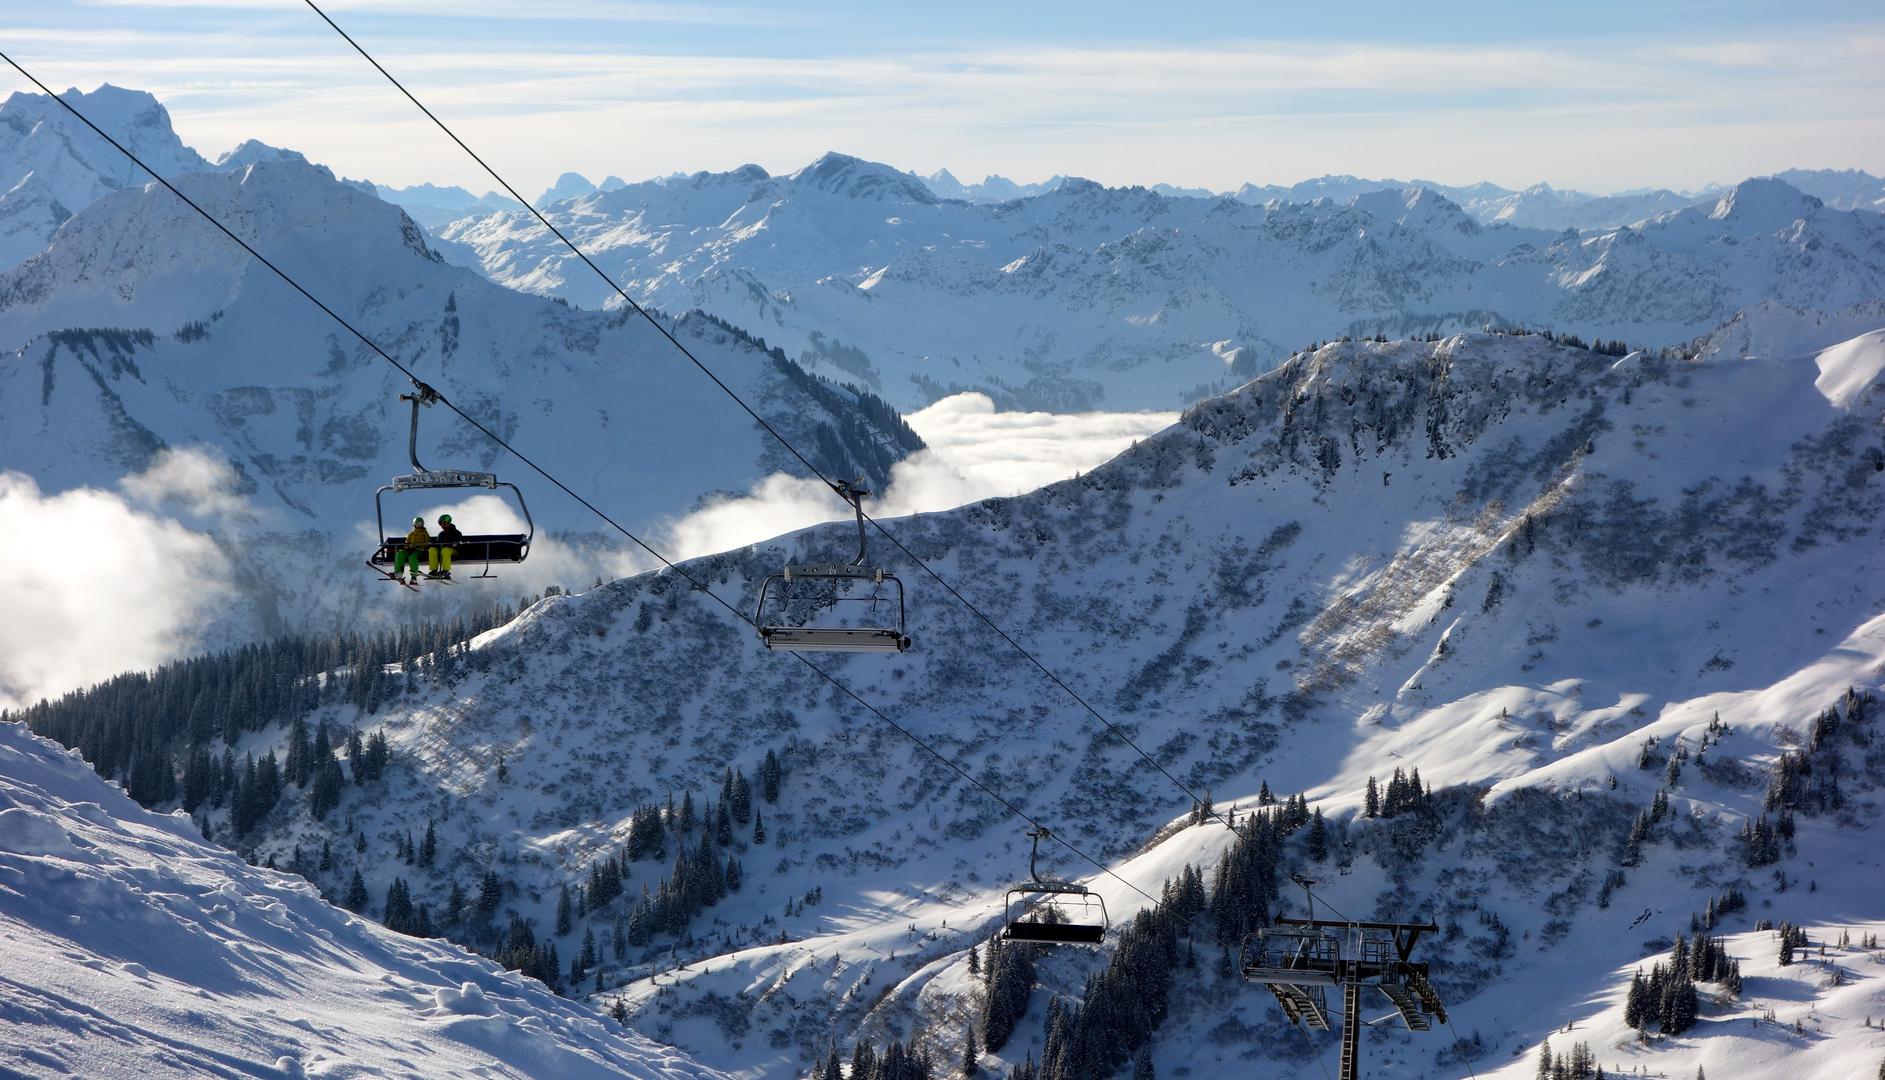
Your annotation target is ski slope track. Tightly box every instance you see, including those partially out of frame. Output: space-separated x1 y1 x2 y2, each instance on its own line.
0 720 729 1079
40 327 1879 1077
0 150 922 654
444 155 1885 412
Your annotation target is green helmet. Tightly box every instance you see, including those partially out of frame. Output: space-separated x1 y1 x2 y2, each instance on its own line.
438 514 452 524
412 516 425 526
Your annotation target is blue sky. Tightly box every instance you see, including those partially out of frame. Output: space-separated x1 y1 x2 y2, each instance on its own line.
5 0 1882 196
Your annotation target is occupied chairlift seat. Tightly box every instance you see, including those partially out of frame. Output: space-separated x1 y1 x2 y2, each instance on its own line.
367 382 534 580
1001 827 1108 946
754 479 911 653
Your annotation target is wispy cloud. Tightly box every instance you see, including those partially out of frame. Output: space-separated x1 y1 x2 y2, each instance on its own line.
74 0 777 24
4 9 1880 194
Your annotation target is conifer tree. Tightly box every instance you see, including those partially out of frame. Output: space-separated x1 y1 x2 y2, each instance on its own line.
478 869 503 919
761 749 782 803
753 808 766 845
1305 809 1328 861
1365 775 1381 818
419 820 436 867
556 885 573 936
730 768 752 823
1623 969 1647 1029
345 869 368 912
959 1025 979 1077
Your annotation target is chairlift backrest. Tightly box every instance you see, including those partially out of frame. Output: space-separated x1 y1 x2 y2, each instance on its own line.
754 479 910 652
999 828 1107 946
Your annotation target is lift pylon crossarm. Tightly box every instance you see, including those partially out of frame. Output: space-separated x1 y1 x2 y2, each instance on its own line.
1239 915 1450 1080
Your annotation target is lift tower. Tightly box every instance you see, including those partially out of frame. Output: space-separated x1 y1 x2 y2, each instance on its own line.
1237 881 1449 1080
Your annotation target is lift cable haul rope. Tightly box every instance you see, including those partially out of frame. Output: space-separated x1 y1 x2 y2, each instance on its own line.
298 0 1291 859
0 48 1253 957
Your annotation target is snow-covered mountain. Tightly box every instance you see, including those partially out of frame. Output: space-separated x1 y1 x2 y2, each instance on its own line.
918 168 1072 204
536 171 626 208
32 324 1885 1077
0 150 923 663
0 85 210 269
1449 182 1708 232
443 153 1885 411
1230 175 1723 232
1774 168 1885 212
0 718 727 1080
371 181 523 229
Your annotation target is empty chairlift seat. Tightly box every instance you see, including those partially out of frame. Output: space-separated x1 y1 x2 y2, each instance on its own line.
999 827 1108 946
753 480 912 653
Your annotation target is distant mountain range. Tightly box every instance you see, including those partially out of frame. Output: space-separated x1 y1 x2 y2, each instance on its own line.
911 166 1885 228
442 153 1885 410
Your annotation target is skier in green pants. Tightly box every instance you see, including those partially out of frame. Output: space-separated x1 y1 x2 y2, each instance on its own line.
394 516 431 583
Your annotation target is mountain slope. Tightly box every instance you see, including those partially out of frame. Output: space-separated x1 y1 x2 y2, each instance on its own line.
0 718 729 1079
0 154 922 669
444 154 1885 411
33 324 1885 1075
0 85 210 269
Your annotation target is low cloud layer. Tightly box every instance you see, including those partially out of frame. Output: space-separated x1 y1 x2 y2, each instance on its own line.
0 467 238 711
656 393 1177 562
0 405 1174 708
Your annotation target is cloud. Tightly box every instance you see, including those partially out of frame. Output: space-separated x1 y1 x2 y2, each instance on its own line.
7 14 1879 194
118 445 253 520
0 471 237 711
906 393 1179 497
654 394 1176 562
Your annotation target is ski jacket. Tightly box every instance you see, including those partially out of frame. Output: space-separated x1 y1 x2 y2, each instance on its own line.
436 523 463 546
404 525 431 549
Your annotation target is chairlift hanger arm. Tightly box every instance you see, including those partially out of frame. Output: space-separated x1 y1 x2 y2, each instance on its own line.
399 380 440 474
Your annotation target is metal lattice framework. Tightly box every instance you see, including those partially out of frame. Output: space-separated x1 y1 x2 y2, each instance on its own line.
1238 881 1448 1080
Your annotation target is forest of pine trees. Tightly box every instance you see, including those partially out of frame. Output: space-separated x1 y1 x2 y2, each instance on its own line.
1621 930 1741 1038
812 1038 935 1080
4 604 518 823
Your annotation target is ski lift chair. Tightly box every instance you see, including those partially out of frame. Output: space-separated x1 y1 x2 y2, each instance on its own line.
367 382 534 580
1000 828 1108 946
1239 925 1340 985
754 480 911 652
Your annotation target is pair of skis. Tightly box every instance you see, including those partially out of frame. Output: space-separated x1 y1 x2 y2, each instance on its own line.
366 560 455 592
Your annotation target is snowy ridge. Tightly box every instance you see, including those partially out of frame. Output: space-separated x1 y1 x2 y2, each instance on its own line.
102 326 1885 1077
0 85 210 269
0 719 728 1079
